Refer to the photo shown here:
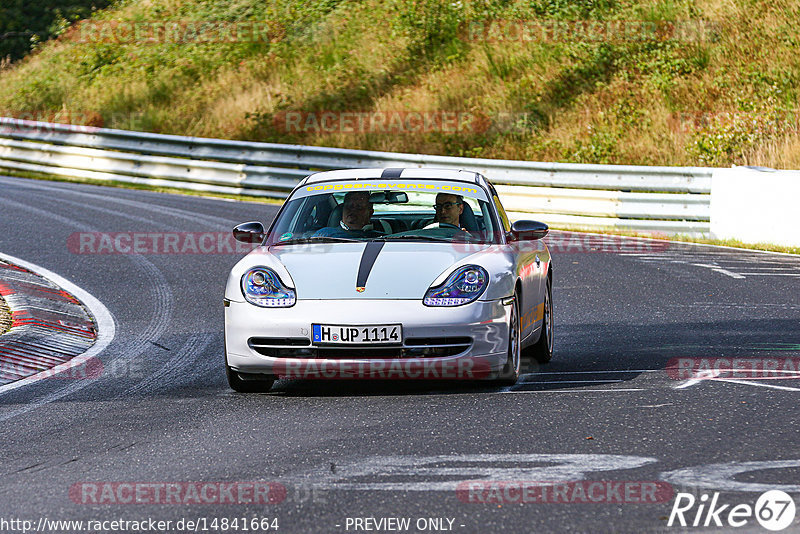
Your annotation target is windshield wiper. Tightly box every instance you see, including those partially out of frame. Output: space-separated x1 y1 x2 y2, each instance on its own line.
271 236 364 246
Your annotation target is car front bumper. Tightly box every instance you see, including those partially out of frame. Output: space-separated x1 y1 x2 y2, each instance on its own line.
224 298 511 380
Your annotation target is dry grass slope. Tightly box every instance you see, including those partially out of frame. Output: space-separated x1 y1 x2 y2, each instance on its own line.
1 0 799 168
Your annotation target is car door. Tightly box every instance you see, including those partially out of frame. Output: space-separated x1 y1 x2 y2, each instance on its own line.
490 186 546 343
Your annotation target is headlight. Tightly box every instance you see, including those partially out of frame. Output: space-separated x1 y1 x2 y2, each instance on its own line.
423 265 488 307
241 267 296 307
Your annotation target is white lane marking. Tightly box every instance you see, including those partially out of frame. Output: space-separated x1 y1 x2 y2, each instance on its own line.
555 228 799 258
716 266 800 270
503 388 644 393
525 369 661 375
674 369 720 389
738 273 800 276
0 252 116 395
294 454 658 491
519 379 624 384
715 378 800 392
666 303 800 309
713 268 746 279
662 460 800 493
688 263 746 278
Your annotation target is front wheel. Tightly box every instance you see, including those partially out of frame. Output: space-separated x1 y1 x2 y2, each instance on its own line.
495 292 521 385
525 276 553 364
226 364 276 393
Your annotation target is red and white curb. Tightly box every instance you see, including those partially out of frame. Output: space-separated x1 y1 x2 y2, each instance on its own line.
0 253 115 394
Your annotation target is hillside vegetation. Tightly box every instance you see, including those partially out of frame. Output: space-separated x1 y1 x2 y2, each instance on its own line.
1 0 799 168
0 0 113 62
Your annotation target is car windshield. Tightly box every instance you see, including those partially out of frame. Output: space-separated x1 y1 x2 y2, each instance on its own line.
268 179 500 245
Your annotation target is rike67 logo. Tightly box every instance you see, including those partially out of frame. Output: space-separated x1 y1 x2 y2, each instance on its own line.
668 490 796 531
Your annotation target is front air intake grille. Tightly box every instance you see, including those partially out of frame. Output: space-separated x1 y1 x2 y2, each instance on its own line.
247 337 472 359
249 337 311 347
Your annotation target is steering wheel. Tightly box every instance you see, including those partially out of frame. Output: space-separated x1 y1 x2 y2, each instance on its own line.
423 221 461 230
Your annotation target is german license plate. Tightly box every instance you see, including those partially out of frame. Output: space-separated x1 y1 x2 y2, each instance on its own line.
312 324 402 345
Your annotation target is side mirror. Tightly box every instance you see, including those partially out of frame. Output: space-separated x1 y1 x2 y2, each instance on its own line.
233 221 265 243
508 220 549 241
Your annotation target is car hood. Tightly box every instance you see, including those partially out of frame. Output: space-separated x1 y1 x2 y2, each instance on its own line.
269 242 491 300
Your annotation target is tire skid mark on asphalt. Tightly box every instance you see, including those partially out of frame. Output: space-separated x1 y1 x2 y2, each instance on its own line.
118 333 214 397
0 176 243 228
0 183 240 405
0 193 178 374
8 188 230 234
0 196 173 418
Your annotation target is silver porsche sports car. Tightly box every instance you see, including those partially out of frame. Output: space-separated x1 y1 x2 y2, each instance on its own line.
224 168 553 392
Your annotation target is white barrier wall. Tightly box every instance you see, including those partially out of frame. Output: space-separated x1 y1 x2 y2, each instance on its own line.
711 167 800 247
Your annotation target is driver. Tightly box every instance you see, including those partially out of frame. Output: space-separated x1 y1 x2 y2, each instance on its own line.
314 191 382 238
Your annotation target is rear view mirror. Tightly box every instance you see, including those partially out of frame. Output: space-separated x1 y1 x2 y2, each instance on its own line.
233 221 265 243
370 191 408 203
509 220 549 241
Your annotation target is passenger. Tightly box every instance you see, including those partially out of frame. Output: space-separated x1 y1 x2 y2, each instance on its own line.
428 193 465 229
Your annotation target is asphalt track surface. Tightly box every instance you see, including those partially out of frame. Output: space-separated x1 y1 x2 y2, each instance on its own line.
1 174 799 533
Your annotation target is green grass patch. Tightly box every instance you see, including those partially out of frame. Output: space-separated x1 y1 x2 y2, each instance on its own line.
1 0 799 168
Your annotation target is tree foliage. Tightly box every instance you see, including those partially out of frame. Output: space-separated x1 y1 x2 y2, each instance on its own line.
0 0 113 62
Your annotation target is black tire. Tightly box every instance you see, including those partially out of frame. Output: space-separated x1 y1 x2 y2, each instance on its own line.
496 292 521 385
525 276 553 364
226 365 276 393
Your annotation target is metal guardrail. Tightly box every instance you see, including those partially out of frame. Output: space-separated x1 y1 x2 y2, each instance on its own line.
0 117 712 234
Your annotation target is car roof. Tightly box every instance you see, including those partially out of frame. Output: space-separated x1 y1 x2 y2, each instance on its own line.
301 168 483 185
